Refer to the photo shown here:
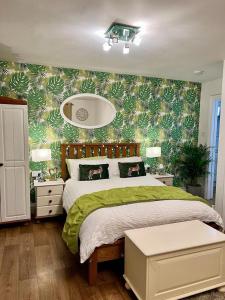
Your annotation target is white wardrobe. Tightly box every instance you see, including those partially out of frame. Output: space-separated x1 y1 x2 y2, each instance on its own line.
0 97 30 222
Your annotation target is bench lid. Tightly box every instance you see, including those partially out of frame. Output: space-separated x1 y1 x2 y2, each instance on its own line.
125 220 225 256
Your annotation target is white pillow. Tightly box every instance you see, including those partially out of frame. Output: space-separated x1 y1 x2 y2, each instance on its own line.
109 156 142 177
66 158 109 180
82 156 107 160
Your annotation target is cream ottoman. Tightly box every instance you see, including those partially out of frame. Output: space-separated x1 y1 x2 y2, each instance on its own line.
124 220 225 300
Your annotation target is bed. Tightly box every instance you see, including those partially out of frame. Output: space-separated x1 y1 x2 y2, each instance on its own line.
61 143 223 285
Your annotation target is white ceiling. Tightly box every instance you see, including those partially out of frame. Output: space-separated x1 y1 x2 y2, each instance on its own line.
0 0 225 82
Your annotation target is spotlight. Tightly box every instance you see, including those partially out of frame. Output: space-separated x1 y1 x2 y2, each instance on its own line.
103 23 141 54
133 35 142 46
103 42 111 52
123 44 130 54
112 36 118 43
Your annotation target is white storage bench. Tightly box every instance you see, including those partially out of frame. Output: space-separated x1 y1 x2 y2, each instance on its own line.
124 220 225 300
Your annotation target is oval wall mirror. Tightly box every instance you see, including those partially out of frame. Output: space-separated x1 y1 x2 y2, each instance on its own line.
60 93 117 129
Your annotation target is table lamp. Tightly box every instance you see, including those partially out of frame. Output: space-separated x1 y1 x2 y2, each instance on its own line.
146 147 161 158
31 149 51 182
146 147 161 174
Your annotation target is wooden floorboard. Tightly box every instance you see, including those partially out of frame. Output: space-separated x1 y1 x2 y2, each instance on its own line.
0 219 132 300
0 219 222 300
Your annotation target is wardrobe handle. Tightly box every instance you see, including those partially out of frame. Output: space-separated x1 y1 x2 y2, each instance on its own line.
0 163 3 167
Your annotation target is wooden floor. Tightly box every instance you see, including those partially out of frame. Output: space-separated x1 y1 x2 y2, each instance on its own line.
0 219 224 300
0 218 135 300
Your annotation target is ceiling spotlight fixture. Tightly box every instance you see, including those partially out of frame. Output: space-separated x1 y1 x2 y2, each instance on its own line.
112 35 118 43
123 28 130 38
133 35 142 46
123 43 130 55
103 41 111 52
102 22 141 54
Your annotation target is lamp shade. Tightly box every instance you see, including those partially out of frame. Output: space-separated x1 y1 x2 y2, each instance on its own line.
146 147 161 158
32 149 51 162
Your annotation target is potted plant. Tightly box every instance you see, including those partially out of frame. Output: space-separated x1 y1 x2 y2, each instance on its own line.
174 144 211 197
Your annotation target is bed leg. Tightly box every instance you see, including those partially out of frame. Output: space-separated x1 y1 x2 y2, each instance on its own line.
88 251 98 285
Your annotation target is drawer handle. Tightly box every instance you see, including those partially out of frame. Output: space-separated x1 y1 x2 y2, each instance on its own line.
48 189 52 194
49 200 52 204
49 210 52 214
163 181 166 184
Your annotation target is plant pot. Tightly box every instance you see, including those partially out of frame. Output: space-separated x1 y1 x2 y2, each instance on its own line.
186 185 203 197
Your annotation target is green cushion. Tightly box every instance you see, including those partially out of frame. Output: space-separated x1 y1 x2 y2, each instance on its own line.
118 161 146 178
79 164 109 181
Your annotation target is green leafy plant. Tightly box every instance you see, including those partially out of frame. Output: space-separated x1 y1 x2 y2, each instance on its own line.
174 144 211 186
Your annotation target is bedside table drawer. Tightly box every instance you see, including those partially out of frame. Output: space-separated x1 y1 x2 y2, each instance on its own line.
37 195 62 207
36 185 63 197
158 178 173 186
36 205 63 217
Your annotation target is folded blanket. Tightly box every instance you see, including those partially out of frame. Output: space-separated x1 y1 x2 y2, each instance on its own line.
62 186 208 254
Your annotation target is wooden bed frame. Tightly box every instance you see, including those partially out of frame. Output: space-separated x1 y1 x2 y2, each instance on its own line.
61 142 140 285
61 143 221 285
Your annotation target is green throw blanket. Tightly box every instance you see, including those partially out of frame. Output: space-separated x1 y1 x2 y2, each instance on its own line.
62 186 208 254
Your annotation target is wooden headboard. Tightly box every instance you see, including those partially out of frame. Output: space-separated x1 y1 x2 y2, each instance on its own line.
61 143 141 181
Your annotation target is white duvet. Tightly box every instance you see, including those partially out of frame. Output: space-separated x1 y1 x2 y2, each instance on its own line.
63 175 224 263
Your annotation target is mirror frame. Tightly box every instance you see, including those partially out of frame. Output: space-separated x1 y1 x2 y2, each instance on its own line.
60 93 117 129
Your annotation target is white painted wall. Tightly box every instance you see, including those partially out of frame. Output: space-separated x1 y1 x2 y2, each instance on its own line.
198 78 222 146
215 61 225 223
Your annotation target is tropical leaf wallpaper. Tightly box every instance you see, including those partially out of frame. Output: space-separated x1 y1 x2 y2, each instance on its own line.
0 60 201 185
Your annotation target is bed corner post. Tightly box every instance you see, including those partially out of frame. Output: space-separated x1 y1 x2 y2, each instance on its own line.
88 250 98 285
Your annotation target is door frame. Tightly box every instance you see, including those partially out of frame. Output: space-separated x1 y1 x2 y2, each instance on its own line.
207 97 221 200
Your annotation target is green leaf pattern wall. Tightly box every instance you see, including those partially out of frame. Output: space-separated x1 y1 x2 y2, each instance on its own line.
0 61 201 184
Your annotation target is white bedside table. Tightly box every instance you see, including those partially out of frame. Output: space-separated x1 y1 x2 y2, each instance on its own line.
34 179 65 218
151 173 174 186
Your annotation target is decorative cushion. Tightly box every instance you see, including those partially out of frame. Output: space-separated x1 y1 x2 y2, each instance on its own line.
109 156 142 177
118 161 146 178
79 164 109 181
66 158 109 179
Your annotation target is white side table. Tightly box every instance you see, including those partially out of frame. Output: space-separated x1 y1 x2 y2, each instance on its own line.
34 179 65 218
151 173 174 186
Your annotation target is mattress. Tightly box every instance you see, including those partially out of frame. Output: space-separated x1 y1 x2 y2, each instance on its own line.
62 174 224 263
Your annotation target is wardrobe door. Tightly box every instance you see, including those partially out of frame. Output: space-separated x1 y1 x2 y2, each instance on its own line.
0 107 2 222
0 105 30 222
